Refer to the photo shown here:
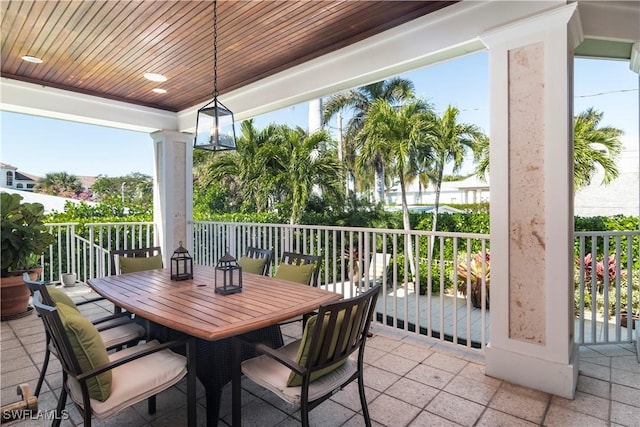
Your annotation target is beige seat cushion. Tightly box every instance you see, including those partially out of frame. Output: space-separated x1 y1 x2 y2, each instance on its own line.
67 340 187 419
241 340 357 405
99 322 145 348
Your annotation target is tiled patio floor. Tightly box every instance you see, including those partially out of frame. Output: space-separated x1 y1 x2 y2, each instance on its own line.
1 285 639 426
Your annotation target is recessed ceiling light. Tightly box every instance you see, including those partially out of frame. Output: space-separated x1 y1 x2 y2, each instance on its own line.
152 88 167 94
144 73 167 82
21 55 43 64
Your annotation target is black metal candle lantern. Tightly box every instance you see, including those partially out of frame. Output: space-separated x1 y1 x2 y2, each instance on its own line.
171 242 193 281
215 252 242 295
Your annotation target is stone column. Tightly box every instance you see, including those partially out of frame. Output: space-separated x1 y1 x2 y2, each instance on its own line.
151 130 194 265
481 3 582 398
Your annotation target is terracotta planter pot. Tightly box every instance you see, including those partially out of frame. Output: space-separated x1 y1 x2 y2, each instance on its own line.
0 268 41 320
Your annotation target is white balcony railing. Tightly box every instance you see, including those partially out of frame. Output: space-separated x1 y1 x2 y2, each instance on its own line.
194 221 491 352
42 222 157 282
41 221 638 351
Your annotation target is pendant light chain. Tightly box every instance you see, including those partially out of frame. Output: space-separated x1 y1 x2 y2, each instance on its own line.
213 0 218 99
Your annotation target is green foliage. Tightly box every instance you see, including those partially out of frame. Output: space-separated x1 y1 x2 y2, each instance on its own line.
45 200 152 224
91 173 153 206
1 192 56 276
35 172 83 197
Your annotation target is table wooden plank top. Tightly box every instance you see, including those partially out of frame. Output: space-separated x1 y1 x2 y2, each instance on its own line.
88 264 342 341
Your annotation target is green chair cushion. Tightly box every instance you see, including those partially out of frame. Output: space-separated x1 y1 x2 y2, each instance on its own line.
48 287 79 311
238 256 267 275
57 303 112 401
286 311 349 387
274 262 314 285
119 254 163 274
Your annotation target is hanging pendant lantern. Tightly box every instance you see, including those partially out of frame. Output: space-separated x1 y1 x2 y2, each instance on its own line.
194 0 237 151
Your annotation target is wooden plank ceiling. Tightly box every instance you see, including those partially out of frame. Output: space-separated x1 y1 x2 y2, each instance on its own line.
1 1 455 112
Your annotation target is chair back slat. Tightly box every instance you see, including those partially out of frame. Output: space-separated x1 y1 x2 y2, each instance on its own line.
245 247 274 276
280 251 322 286
110 246 162 275
306 283 380 375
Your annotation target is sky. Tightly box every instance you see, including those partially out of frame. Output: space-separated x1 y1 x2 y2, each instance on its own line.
1 52 638 179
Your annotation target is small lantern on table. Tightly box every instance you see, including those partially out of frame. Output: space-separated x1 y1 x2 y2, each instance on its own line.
171 242 193 281
215 252 242 295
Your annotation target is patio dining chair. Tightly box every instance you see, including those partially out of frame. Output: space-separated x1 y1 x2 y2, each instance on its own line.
23 275 146 397
275 251 323 328
109 246 163 275
237 283 381 427
238 247 274 276
32 291 196 427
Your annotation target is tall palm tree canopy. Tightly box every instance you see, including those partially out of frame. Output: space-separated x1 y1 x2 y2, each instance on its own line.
573 108 622 190
474 107 623 191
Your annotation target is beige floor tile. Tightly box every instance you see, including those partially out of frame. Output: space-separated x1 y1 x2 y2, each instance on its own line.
385 377 439 409
422 352 468 374
551 391 610 420
544 404 608 427
611 356 640 374
611 400 640 426
330 381 380 410
579 360 611 381
425 391 485 426
457 362 502 387
363 346 388 365
368 393 421 427
366 335 404 352
576 374 611 399
591 345 636 358
580 355 612 368
405 363 455 389
476 408 538 427
443 375 498 405
391 342 433 363
488 383 550 424
363 365 402 392
409 410 463 426
611 383 640 407
371 352 419 376
611 367 640 389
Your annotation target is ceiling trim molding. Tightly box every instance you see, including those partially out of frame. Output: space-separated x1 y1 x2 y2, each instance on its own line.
0 78 176 133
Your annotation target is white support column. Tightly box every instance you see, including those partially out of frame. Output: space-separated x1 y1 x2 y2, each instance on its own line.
480 3 582 398
151 130 194 266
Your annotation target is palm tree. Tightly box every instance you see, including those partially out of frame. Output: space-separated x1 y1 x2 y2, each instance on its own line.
357 98 434 275
573 108 622 190
323 78 416 202
275 126 345 224
35 172 83 197
198 119 280 211
422 106 483 234
474 108 623 191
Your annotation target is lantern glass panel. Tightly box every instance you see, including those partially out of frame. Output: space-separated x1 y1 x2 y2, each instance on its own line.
194 102 236 151
171 244 193 281
215 253 242 295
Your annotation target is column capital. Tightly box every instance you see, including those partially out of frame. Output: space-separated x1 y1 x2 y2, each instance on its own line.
480 3 582 50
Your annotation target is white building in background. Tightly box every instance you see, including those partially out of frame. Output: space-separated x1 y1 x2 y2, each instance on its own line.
0 163 39 191
0 187 95 214
385 174 490 207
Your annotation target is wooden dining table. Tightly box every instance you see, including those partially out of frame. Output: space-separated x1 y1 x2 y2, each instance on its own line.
88 264 342 426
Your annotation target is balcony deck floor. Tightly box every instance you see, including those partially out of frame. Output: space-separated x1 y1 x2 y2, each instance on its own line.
2 284 638 426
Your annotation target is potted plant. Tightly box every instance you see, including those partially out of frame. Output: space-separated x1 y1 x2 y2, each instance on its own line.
456 251 490 309
1 192 55 320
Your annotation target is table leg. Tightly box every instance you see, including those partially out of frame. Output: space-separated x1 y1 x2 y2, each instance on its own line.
232 338 241 427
